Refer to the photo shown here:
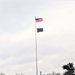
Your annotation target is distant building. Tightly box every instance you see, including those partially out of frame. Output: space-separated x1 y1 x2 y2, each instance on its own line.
46 73 51 75
0 73 5 75
56 73 61 75
52 72 56 75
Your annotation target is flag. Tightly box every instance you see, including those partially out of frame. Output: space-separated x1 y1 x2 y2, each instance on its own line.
37 28 43 32
35 18 43 22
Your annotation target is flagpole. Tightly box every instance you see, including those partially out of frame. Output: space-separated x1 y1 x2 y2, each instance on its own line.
35 17 38 75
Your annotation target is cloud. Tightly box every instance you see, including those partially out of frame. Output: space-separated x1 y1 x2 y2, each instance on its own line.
0 1 75 75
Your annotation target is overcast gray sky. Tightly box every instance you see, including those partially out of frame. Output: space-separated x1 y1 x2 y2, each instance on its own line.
0 0 75 75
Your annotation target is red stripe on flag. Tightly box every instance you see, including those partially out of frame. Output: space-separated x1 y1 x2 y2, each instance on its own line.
35 18 43 22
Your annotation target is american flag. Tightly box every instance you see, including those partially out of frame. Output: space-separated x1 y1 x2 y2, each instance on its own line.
35 18 43 22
